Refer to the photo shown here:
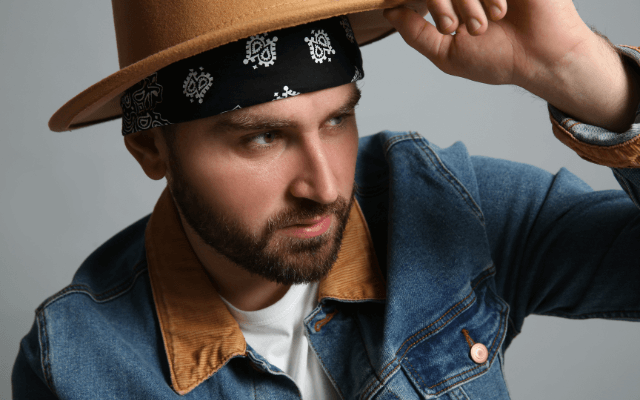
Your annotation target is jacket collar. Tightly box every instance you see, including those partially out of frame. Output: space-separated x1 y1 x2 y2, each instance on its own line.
145 188 385 394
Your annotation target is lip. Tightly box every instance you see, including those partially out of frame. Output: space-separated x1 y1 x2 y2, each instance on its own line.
280 215 332 239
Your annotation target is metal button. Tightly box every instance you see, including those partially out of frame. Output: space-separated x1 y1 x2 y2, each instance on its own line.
470 343 488 364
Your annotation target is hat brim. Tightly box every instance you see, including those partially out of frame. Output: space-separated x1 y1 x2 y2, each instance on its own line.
48 0 428 132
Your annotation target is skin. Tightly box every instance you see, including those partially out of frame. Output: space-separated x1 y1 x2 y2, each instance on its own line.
125 0 640 312
383 0 640 133
125 83 361 311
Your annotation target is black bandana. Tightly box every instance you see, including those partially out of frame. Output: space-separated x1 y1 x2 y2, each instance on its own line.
120 16 364 135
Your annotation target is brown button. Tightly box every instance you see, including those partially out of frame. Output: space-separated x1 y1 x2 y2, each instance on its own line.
470 343 488 364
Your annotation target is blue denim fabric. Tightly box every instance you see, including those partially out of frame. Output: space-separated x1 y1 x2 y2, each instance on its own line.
13 128 640 399
548 44 640 205
546 45 640 146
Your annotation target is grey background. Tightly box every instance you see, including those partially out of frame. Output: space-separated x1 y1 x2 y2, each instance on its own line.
1 0 639 398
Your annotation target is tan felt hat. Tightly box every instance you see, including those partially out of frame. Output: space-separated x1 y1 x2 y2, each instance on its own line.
48 0 428 132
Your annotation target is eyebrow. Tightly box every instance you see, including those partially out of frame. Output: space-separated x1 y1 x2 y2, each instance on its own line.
211 84 362 132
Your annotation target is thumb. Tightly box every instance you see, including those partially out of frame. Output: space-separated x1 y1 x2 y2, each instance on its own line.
383 7 449 65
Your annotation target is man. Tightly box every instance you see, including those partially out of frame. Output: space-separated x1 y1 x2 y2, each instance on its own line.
12 0 640 398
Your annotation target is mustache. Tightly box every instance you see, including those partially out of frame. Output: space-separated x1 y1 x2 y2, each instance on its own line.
263 195 352 235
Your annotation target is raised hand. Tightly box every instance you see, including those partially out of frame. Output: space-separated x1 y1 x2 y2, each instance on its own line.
383 0 640 132
383 0 595 87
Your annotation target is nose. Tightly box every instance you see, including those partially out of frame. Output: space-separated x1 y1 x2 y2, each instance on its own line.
288 133 339 204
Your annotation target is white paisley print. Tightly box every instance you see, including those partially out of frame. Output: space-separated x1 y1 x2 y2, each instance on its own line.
220 105 242 114
273 86 300 100
304 30 335 63
351 67 363 82
183 67 214 104
121 73 170 135
244 33 279 69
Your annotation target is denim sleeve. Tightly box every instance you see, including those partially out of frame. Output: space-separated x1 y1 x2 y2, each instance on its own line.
12 318 59 399
475 46 640 350
471 156 640 349
548 44 640 207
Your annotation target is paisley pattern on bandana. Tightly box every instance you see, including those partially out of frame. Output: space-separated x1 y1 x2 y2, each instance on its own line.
273 86 300 100
183 67 214 103
352 66 363 82
120 16 363 135
121 73 171 135
243 34 279 69
221 105 242 114
305 30 335 63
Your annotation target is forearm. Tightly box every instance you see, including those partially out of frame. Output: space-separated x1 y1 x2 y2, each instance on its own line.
521 31 640 133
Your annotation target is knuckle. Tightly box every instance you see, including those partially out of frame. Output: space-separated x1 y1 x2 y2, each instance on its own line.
411 20 430 44
428 0 456 16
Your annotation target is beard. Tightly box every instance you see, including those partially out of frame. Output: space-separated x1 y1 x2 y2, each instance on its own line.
166 152 355 285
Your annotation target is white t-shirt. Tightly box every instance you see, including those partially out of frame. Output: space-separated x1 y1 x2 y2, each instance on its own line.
220 283 340 399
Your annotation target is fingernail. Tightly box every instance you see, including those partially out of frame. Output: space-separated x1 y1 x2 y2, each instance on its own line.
490 6 501 19
440 16 453 30
468 18 481 33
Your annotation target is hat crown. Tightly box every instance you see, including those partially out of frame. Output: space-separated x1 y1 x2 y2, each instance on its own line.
113 0 236 68
112 0 379 69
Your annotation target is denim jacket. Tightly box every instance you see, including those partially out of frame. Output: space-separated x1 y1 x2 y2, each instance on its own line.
13 49 640 400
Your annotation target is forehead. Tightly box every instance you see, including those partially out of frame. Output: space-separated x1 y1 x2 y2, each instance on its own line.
179 82 360 133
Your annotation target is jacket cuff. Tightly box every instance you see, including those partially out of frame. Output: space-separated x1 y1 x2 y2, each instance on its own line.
549 45 640 168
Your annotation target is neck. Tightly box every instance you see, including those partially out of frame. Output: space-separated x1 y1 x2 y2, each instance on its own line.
179 213 291 311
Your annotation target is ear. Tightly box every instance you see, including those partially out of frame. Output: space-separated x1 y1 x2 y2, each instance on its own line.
124 128 168 180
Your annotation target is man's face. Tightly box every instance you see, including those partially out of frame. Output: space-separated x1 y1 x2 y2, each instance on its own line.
163 83 361 285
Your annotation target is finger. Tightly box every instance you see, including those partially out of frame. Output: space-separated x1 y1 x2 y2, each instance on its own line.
453 0 489 35
383 7 452 66
481 0 507 21
426 0 460 35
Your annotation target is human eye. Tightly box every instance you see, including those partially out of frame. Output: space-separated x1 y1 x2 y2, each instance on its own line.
246 131 278 148
328 115 344 126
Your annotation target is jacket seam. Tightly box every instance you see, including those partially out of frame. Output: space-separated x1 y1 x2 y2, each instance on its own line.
306 337 346 399
251 369 257 400
308 304 324 322
383 386 401 400
363 267 496 398
353 310 385 400
371 277 482 391
33 261 148 396
452 387 471 400
36 309 57 396
383 133 416 153
401 302 508 395
304 305 348 399
37 260 148 310
396 266 495 358
411 133 485 225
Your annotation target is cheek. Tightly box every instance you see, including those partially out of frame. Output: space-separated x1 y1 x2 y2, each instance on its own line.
331 129 359 191
175 128 358 225
183 147 288 223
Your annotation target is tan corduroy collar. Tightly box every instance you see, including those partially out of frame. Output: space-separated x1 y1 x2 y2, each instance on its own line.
145 188 386 394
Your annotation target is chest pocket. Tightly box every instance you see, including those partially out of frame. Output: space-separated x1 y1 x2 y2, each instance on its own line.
398 282 509 399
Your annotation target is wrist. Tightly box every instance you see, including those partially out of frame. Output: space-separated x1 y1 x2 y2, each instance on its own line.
520 33 639 133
